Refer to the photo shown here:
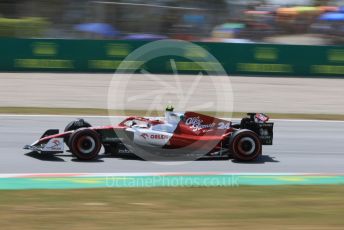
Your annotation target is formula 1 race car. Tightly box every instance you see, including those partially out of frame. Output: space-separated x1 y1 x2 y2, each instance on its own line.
24 111 274 162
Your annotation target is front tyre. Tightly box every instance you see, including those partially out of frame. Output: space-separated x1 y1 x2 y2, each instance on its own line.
229 129 262 162
64 119 92 148
69 129 101 160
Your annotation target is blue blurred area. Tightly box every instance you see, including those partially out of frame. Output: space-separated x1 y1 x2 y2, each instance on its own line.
74 23 119 37
319 12 344 21
123 34 167 40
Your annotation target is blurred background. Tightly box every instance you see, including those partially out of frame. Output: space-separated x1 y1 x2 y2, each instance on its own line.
0 0 344 45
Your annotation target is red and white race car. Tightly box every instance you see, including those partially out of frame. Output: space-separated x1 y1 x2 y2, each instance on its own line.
24 111 273 162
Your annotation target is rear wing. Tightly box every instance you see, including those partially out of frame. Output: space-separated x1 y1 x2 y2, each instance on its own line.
241 113 274 145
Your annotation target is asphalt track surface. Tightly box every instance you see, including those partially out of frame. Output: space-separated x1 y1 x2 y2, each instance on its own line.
1 115 344 174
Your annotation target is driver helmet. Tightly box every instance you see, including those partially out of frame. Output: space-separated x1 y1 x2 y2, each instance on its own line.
165 104 174 112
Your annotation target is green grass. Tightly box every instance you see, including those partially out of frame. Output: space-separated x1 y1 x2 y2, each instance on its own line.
1 106 344 120
0 186 344 229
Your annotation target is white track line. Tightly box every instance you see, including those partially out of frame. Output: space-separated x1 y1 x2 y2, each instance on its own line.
0 114 344 123
0 114 125 118
1 172 344 178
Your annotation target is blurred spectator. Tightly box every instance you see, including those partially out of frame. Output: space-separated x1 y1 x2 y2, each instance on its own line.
0 0 343 44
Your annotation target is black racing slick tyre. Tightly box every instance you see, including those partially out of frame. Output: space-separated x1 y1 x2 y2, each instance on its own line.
229 129 262 162
69 129 101 160
64 119 91 148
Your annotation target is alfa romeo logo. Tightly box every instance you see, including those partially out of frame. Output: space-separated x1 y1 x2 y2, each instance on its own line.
107 39 233 163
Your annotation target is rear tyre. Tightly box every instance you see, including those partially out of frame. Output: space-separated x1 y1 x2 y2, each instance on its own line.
69 129 101 160
229 129 262 162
